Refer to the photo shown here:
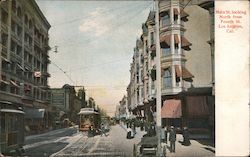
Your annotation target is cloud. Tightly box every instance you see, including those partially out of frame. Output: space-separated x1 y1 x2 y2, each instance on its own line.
78 7 111 37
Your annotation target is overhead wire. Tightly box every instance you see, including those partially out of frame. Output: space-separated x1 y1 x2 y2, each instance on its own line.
48 1 154 101
51 1 153 49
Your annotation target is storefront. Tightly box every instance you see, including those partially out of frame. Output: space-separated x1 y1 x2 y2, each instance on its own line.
24 107 47 134
0 100 24 155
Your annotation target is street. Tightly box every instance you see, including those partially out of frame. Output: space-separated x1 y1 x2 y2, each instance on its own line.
23 125 143 157
22 124 215 157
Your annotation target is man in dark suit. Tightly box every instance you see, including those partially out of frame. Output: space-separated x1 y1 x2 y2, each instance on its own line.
169 126 176 153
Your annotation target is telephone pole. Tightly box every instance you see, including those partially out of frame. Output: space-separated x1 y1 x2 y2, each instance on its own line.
155 0 162 156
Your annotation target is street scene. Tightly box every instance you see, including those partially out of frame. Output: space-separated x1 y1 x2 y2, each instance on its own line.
22 124 214 157
0 0 216 156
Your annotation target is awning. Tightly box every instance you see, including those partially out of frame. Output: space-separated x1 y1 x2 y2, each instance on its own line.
174 34 180 44
180 9 189 18
10 80 18 87
16 63 24 71
180 9 189 22
186 96 209 117
181 36 192 50
161 99 182 118
159 9 169 17
0 100 13 105
1 57 10 63
24 108 45 119
1 79 9 85
0 109 25 114
149 45 156 51
160 34 171 48
174 65 194 80
182 66 194 81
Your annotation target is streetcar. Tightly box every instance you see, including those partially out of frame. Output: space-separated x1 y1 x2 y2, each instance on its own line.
78 108 100 132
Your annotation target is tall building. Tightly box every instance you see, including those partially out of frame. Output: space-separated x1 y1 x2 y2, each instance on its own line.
127 0 215 138
50 84 81 124
0 0 51 153
118 95 129 119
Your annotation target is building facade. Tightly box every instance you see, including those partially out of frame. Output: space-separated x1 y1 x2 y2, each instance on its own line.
0 0 51 153
50 84 81 124
126 0 215 138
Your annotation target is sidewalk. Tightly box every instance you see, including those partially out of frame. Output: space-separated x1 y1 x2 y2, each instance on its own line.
120 123 214 156
163 134 215 157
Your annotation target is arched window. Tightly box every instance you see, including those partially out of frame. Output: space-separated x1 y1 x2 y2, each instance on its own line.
17 7 22 18
163 68 172 89
25 14 28 25
29 19 33 29
12 0 16 13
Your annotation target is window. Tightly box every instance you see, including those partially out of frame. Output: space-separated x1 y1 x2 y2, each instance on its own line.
12 0 16 13
0 75 8 92
10 63 15 73
16 45 22 56
29 36 32 46
25 14 28 25
1 33 8 46
163 68 172 88
150 32 154 45
162 48 171 57
10 79 17 94
24 51 28 61
11 20 16 33
17 25 22 37
29 19 33 29
1 10 8 24
162 13 170 27
1 60 9 71
28 54 32 63
11 40 16 53
17 7 22 18
175 43 179 54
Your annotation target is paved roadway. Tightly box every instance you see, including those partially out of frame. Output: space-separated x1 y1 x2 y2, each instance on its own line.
23 125 142 157
23 124 215 157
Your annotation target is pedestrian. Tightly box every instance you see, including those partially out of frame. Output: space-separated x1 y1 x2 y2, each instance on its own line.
126 127 133 139
100 123 105 136
182 127 191 146
164 126 168 145
169 126 176 153
132 124 136 135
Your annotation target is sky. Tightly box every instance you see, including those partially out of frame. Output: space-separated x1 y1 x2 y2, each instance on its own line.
36 0 153 116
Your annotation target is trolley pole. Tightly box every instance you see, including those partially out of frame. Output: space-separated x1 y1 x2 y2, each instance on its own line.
155 0 162 156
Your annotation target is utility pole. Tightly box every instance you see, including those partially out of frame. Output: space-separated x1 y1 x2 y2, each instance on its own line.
155 0 162 156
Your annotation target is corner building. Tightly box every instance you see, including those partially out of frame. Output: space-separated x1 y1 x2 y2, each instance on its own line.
0 0 51 144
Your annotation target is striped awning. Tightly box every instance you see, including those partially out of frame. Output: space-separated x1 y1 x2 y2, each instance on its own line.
161 99 182 118
160 34 171 48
